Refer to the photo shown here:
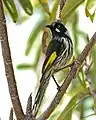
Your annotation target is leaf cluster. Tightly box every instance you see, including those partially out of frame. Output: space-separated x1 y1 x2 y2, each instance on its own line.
3 0 96 119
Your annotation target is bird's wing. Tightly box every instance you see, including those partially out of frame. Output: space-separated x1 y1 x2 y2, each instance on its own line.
42 40 63 73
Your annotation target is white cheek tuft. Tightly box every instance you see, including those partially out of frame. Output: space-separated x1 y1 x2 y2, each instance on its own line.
61 37 68 46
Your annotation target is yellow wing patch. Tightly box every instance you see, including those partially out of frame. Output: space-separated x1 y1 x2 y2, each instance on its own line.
44 52 57 71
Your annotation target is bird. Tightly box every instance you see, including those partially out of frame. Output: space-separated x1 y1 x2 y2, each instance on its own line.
32 20 73 116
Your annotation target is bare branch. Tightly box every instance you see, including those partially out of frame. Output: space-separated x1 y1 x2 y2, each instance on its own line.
26 93 32 116
9 108 13 120
0 1 24 120
84 60 96 113
56 0 67 20
60 0 66 11
37 33 96 120
84 61 94 95
25 93 36 120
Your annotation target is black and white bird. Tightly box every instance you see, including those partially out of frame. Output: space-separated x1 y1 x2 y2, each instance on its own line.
32 20 73 116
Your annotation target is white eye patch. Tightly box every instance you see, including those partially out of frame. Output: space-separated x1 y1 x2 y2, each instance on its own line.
55 28 60 32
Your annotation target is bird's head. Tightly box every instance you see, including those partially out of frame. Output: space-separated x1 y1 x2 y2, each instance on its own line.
46 21 67 36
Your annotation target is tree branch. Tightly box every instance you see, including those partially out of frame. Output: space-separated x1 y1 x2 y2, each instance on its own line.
56 0 66 19
0 1 24 120
37 33 96 120
60 0 66 11
24 94 36 120
84 60 96 112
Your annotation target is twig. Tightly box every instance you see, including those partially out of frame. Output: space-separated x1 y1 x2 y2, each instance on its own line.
0 1 24 120
84 35 96 112
26 93 32 116
84 61 94 95
9 108 13 120
37 33 96 120
81 113 96 120
60 0 66 11
56 0 66 19
84 60 96 113
24 94 36 120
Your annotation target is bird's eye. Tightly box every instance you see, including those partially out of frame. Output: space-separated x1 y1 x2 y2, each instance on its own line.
55 25 60 32
55 24 61 32
57 25 60 28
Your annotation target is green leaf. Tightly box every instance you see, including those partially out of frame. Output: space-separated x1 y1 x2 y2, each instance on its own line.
61 0 84 23
72 12 79 55
85 0 96 22
17 16 29 24
34 45 42 69
39 0 50 15
9 108 13 120
58 110 72 120
25 19 46 56
86 0 96 9
49 0 60 23
91 47 96 87
81 113 96 120
57 92 89 120
3 0 18 22
19 0 33 15
17 47 41 70
17 63 33 70
78 67 86 88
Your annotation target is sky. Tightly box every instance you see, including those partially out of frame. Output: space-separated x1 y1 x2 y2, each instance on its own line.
0 4 96 120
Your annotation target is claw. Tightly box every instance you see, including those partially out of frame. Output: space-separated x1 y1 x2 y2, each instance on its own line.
57 84 61 91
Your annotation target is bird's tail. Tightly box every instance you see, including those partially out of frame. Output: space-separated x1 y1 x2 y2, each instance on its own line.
32 70 51 116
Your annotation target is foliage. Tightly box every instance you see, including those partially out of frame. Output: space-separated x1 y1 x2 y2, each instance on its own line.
2 0 96 120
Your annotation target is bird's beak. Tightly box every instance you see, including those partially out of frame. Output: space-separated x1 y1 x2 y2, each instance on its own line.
45 25 51 29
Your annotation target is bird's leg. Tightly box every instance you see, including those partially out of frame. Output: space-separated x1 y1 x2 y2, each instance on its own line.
52 63 74 90
52 75 60 90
